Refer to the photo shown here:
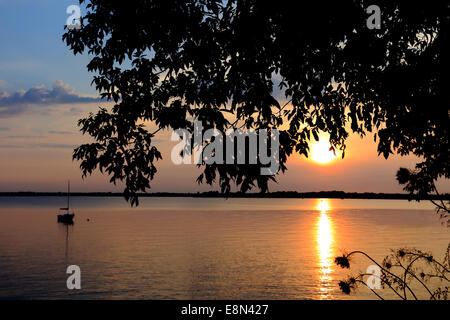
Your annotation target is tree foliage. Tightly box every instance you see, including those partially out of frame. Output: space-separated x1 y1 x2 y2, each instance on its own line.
63 1 449 205
335 245 450 300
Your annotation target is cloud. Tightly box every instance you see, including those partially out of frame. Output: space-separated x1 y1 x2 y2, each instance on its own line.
6 135 45 139
0 143 75 149
39 143 76 149
0 80 100 106
0 81 101 117
48 130 73 135
65 106 83 116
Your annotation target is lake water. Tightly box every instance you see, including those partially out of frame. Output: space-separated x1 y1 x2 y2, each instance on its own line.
0 197 448 300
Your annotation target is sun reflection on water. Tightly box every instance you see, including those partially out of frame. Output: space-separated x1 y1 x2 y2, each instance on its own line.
317 199 330 213
315 199 334 298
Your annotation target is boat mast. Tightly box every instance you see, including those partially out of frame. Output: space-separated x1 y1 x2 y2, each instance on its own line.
67 180 70 211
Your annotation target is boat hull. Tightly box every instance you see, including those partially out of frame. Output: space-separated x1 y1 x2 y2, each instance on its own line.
57 213 75 223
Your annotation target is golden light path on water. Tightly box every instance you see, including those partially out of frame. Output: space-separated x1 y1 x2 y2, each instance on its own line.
315 199 334 298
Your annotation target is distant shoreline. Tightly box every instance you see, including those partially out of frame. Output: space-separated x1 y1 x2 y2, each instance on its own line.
0 191 449 200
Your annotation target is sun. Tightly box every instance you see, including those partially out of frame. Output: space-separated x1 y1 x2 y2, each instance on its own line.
310 137 338 164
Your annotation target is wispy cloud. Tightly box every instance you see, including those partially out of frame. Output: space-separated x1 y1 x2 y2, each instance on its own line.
5 135 45 139
48 130 73 135
0 80 101 117
0 143 75 149
38 143 76 149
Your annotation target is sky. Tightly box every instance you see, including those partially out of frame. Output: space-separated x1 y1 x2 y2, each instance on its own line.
0 1 448 194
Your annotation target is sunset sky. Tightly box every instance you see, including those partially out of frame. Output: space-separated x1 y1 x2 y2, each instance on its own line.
1 0 449 193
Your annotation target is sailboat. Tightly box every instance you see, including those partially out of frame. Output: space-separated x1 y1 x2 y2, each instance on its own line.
57 181 75 223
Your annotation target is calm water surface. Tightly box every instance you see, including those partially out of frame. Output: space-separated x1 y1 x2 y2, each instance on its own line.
0 197 448 299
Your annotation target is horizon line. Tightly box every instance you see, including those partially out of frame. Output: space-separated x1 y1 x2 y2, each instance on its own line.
0 190 448 200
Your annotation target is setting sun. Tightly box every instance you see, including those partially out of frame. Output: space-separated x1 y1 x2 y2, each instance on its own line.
310 138 338 164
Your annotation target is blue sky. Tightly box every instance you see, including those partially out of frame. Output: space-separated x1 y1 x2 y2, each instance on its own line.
0 0 94 95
